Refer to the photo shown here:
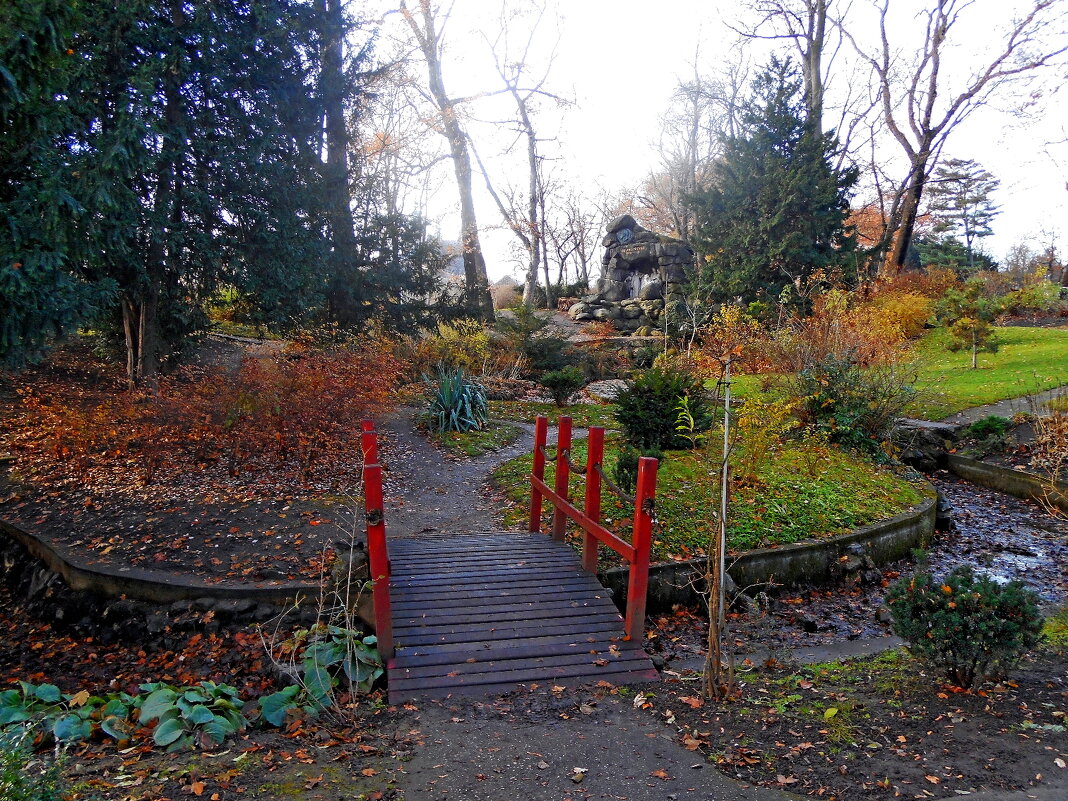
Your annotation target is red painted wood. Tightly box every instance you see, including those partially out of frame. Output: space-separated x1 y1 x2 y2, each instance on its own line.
360 419 378 464
551 416 572 541
582 426 604 573
362 447 393 661
624 456 657 642
528 415 548 533
529 476 636 561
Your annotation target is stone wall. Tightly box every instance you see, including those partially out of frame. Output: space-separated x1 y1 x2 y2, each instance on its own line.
568 214 694 335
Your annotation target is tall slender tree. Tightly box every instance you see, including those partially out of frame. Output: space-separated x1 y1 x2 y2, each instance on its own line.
399 0 494 321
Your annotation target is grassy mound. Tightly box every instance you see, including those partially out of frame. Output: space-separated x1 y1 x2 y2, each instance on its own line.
491 435 929 564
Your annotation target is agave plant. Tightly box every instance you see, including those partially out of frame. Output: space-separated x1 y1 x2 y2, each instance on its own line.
425 365 488 433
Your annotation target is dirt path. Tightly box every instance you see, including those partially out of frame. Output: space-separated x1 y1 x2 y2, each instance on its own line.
376 411 585 540
394 689 802 801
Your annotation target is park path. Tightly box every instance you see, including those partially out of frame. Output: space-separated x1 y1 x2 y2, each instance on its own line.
941 384 1068 426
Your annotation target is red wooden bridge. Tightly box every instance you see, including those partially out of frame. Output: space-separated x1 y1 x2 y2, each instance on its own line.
359 417 661 703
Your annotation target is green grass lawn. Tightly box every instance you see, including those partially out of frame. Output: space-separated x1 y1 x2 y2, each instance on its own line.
491 435 929 564
489 400 618 428
427 421 524 458
908 326 1068 419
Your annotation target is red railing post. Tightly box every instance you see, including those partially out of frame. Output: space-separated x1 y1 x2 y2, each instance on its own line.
360 419 378 463
624 456 658 641
581 426 605 573
360 424 392 662
551 416 572 541
528 415 548 533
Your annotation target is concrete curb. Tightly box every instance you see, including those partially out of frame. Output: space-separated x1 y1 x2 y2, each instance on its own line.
0 519 319 605
947 454 1068 513
600 492 938 613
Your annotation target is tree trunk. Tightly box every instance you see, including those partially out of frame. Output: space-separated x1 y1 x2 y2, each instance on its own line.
884 160 926 275
319 0 361 324
402 2 493 321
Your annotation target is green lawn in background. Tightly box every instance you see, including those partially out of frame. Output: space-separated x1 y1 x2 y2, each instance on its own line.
908 326 1068 420
491 435 929 564
489 400 618 428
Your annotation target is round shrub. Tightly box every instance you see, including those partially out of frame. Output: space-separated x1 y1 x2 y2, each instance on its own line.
539 366 585 407
886 565 1042 689
615 366 712 451
966 415 1012 440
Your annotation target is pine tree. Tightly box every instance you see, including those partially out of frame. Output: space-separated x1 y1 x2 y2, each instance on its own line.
688 58 858 307
925 158 1000 274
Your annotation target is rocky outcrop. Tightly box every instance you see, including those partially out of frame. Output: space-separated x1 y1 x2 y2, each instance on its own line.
568 214 694 335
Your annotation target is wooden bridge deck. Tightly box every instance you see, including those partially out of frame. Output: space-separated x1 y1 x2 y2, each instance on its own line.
386 532 659 702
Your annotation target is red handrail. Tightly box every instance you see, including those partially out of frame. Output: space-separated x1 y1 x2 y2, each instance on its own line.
528 415 657 641
361 420 393 662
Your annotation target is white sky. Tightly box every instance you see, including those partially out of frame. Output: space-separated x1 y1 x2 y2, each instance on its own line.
372 0 1068 281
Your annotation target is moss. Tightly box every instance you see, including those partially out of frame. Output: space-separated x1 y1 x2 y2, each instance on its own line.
1042 607 1068 649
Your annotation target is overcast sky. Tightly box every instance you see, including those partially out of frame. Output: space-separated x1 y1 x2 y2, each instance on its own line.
373 1 1068 281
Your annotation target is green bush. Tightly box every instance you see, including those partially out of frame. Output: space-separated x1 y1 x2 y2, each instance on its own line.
0 732 66 801
886 565 1043 689
615 366 712 451
539 366 585 407
523 336 573 374
425 365 488 433
793 354 915 457
612 444 665 494
967 415 1012 440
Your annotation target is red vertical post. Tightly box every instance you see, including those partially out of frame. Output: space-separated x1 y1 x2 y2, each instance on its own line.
624 456 658 641
360 419 378 464
528 415 548 533
363 458 392 661
551 416 573 541
582 426 604 573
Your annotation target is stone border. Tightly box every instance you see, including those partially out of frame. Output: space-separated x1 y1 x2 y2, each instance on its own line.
599 493 937 613
0 519 319 606
947 454 1068 513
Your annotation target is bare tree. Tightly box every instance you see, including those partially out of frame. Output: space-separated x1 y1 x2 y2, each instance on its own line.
469 1 565 308
641 57 746 241
399 0 494 320
845 0 1067 275
741 0 837 130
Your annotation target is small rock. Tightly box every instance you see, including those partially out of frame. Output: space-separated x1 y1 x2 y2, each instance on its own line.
876 607 893 624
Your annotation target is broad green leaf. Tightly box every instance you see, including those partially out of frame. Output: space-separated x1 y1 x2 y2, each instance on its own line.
101 715 133 741
152 717 185 746
52 713 92 742
139 688 178 723
259 687 300 727
302 663 334 704
34 684 62 703
824 707 838 720
186 704 214 725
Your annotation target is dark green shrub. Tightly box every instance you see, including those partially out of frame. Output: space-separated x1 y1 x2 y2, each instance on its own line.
615 366 712 451
0 732 66 801
793 354 916 457
539 367 585 407
967 415 1012 440
523 336 572 374
425 365 488 433
612 445 665 494
886 565 1043 689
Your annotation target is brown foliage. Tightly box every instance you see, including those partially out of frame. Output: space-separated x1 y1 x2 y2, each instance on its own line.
12 342 404 485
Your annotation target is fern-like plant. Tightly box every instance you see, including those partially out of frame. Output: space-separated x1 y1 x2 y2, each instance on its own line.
425 365 488 433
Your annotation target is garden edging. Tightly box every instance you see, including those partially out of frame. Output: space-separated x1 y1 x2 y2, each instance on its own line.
946 454 1068 513
0 518 319 606
599 491 938 613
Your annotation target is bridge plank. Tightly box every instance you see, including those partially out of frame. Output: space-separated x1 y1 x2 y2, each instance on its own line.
386 531 658 703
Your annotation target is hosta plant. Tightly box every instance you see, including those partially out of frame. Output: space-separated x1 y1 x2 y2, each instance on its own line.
135 681 247 751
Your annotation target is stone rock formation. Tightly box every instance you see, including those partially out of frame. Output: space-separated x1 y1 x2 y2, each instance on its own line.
567 214 694 335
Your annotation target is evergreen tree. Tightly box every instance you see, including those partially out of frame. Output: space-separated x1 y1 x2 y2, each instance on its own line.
914 234 997 275
925 158 999 273
0 0 116 367
688 59 858 307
